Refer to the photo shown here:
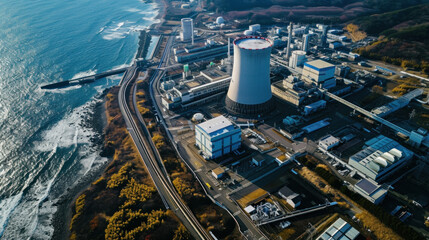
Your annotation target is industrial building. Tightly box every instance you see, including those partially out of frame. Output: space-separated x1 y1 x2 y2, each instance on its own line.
278 186 301 208
289 50 307 68
318 135 340 151
271 76 319 106
161 67 231 110
195 116 242 159
225 36 274 116
302 34 311 52
349 135 413 182
302 60 336 89
211 167 225 179
180 18 194 42
353 179 388 204
303 100 326 116
317 218 360 240
174 42 230 63
371 88 424 117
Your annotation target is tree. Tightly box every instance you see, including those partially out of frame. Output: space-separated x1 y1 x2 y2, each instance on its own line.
173 224 191 240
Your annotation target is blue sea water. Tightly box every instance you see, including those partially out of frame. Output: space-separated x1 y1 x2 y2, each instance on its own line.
0 0 158 238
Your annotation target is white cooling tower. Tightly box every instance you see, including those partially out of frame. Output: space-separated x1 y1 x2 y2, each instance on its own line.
226 36 273 116
181 18 193 41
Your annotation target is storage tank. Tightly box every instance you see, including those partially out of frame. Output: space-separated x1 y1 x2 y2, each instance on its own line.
181 18 193 41
216 16 225 24
225 36 273 116
192 113 204 122
289 50 307 68
243 30 253 36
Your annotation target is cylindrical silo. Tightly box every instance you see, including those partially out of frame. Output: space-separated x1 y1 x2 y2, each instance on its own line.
225 36 273 116
181 18 193 41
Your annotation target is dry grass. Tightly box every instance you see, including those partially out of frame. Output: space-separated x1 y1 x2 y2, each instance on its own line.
298 167 403 240
344 24 367 42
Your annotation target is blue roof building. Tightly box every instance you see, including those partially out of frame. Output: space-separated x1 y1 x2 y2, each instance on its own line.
195 116 241 159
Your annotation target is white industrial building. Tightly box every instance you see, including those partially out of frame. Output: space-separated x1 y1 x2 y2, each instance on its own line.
289 50 307 68
195 116 242 159
318 135 340 151
349 135 413 182
302 60 336 89
225 36 273 116
278 186 301 208
302 34 311 52
353 179 388 204
317 218 360 240
180 18 194 41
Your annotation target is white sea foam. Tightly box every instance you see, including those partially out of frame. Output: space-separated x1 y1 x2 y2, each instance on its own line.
0 193 23 237
1 97 108 239
126 7 141 13
72 69 97 79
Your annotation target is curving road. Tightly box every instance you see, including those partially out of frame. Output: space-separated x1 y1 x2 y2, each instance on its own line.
118 63 212 240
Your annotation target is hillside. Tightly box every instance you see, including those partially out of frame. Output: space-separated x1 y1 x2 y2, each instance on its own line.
353 4 429 74
203 0 429 22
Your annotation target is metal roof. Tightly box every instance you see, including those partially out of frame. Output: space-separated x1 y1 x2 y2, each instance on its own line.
355 179 378 195
197 115 233 135
304 59 335 70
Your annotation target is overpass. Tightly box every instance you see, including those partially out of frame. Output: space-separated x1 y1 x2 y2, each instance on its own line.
324 91 411 136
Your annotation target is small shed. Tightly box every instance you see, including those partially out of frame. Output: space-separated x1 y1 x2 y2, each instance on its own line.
252 154 266 167
212 167 225 179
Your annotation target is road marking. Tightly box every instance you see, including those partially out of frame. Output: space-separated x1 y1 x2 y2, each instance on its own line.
214 193 221 198
233 211 241 216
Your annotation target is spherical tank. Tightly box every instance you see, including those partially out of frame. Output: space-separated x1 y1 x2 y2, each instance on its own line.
226 36 273 116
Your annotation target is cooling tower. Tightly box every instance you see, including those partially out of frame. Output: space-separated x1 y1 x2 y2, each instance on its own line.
225 36 273 116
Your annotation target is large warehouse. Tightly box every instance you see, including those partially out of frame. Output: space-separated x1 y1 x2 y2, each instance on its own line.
195 116 242 159
302 60 336 89
349 135 413 182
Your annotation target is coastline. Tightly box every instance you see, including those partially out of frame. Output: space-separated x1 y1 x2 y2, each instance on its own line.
51 0 166 239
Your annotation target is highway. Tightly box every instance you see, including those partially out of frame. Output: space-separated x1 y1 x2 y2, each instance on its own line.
148 30 268 240
118 63 212 239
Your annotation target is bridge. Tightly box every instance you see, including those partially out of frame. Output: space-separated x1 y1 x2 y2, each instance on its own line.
324 91 412 137
40 67 128 89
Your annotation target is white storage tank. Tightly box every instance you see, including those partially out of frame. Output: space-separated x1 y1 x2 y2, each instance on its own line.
243 30 253 36
192 113 204 122
216 16 225 24
226 36 273 116
181 18 193 41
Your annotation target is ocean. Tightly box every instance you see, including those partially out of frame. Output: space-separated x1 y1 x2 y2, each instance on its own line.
0 0 158 239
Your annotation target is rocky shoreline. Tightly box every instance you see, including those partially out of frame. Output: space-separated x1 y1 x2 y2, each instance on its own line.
51 90 111 240
51 0 166 238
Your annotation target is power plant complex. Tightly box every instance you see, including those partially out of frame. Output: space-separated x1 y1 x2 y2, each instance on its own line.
225 36 274 116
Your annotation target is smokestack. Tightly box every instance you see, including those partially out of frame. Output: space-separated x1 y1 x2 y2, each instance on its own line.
286 22 293 59
228 37 231 59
